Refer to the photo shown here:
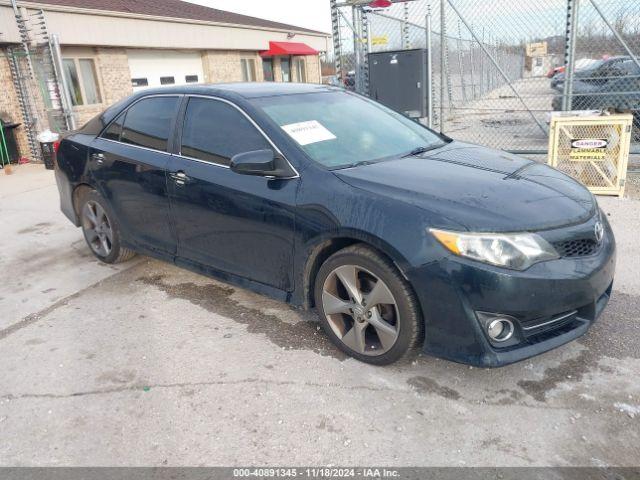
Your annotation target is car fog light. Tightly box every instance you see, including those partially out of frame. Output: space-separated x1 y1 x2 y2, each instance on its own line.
487 318 514 342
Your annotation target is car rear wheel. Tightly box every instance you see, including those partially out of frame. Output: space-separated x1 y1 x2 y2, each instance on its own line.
78 189 135 264
314 244 422 365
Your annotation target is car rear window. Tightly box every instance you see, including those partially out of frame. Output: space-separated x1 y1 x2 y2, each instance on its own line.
120 96 180 152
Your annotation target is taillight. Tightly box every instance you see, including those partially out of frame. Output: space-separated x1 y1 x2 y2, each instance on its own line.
53 141 61 153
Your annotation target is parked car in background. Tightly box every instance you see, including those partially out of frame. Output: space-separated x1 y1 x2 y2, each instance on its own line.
551 56 629 90
54 83 615 368
552 60 640 137
547 59 599 79
325 75 341 87
547 65 565 78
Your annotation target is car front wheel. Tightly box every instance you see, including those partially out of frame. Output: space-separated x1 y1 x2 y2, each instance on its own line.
78 189 136 264
314 244 423 365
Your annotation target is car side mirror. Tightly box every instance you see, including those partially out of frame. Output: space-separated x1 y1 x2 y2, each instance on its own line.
230 149 296 178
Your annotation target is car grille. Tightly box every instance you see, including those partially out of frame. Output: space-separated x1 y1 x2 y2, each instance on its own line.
553 238 598 258
520 310 579 338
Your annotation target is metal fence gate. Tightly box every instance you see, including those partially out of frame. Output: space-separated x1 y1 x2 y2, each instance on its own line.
330 0 640 157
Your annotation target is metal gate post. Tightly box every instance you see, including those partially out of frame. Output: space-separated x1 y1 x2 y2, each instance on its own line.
479 27 484 96
402 2 411 50
352 5 361 93
469 29 476 100
330 0 343 84
562 0 580 111
360 6 370 95
456 20 467 103
440 0 446 132
426 6 434 128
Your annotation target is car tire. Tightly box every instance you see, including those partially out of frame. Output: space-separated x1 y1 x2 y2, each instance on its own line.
77 189 136 264
314 244 423 365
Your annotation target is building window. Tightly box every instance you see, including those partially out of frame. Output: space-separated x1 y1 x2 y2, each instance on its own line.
160 76 175 85
262 58 274 82
280 57 291 82
294 58 306 83
62 58 102 106
185 75 199 83
241 58 257 82
131 78 149 88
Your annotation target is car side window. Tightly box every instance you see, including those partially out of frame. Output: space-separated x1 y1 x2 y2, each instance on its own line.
120 96 180 152
180 97 272 166
101 112 125 141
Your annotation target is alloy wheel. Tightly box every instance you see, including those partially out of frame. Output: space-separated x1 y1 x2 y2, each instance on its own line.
82 200 113 257
321 264 400 356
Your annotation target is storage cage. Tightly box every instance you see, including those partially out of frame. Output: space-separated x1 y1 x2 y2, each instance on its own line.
548 113 632 196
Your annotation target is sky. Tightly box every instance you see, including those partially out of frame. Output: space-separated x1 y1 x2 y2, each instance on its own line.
183 1 636 45
187 0 333 33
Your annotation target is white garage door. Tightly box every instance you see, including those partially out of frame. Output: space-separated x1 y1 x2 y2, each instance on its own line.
127 50 204 92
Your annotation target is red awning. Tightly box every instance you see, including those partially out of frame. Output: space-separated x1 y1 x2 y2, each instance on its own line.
260 41 319 58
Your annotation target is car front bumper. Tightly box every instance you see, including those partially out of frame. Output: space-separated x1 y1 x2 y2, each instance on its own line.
406 222 616 367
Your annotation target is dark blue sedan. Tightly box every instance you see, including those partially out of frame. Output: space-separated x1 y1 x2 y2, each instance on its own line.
54 83 615 367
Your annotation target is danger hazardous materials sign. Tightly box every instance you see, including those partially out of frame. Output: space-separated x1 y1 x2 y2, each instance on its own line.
569 138 608 161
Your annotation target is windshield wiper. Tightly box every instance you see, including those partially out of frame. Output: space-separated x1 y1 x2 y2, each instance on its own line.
401 144 441 158
339 160 375 170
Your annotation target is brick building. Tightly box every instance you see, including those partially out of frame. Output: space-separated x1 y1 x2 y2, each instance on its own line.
0 0 329 162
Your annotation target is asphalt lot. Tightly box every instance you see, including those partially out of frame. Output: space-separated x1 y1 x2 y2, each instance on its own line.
0 164 639 467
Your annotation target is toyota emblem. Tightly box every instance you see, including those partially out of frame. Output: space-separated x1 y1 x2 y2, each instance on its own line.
594 221 604 244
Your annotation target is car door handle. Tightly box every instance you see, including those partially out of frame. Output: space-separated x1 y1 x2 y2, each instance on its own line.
169 171 190 186
91 153 105 164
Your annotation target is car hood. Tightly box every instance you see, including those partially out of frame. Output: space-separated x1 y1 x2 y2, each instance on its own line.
334 142 596 232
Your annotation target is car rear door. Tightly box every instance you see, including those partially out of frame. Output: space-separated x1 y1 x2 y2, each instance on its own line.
89 95 181 256
166 96 297 291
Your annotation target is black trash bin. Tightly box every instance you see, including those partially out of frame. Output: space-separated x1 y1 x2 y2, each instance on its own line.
37 130 60 170
0 120 21 164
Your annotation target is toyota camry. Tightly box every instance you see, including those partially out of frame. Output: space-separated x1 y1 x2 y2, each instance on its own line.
54 83 615 367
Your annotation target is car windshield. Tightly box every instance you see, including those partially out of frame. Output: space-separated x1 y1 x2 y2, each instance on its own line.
253 91 446 169
585 60 605 71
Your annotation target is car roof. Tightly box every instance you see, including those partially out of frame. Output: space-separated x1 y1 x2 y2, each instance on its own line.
601 56 629 64
130 82 341 100
94 82 344 129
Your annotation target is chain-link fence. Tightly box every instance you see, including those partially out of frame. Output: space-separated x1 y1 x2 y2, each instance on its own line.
330 0 640 158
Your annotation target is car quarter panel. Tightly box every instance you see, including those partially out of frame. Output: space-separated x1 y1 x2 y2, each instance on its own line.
54 133 96 225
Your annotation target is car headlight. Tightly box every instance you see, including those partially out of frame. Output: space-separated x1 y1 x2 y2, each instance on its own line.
430 228 559 270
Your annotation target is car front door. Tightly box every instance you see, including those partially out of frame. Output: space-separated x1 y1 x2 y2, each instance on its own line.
89 95 181 256
167 96 298 291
